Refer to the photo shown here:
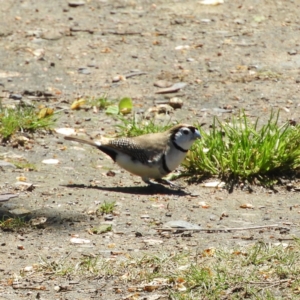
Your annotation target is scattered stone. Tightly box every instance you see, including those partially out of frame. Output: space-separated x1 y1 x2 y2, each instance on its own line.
143 239 163 245
0 160 16 169
163 220 202 230
42 159 60 164
202 181 225 188
30 217 47 227
112 75 126 82
169 97 183 109
23 266 33 272
140 214 150 219
234 18 245 25
70 237 91 244
124 71 147 79
288 49 297 55
104 214 114 221
41 30 63 40
9 207 31 216
212 108 233 113
155 82 187 94
175 45 190 50
186 57 195 62
0 193 18 202
78 67 91 75
55 128 76 136
9 94 22 100
200 0 224 5
68 1 85 7
153 80 173 88
106 170 116 177
209 215 217 221
15 182 35 191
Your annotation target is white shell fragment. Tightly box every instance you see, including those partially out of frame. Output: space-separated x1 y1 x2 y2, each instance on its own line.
23 266 34 272
42 159 60 164
54 128 76 136
70 237 91 244
175 45 190 50
202 181 225 188
200 0 224 5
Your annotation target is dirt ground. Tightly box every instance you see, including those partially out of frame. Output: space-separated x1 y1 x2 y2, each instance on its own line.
1 0 300 299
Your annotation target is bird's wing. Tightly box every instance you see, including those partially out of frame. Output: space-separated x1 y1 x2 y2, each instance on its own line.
106 134 168 164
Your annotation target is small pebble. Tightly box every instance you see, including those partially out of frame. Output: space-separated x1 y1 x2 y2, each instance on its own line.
104 214 113 221
9 94 22 100
68 1 85 7
288 49 297 55
78 67 91 75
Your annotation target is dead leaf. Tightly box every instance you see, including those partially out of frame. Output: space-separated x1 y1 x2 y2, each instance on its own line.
240 203 254 209
71 98 86 110
16 176 27 182
144 285 159 292
202 248 215 257
198 201 210 208
38 107 54 119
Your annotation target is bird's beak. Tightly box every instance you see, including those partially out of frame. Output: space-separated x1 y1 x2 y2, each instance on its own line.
194 129 201 140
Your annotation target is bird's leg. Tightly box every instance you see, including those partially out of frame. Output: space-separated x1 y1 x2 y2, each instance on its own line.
142 177 183 189
154 178 183 189
142 177 158 186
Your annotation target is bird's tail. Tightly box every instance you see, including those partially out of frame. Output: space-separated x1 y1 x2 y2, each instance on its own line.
64 136 101 147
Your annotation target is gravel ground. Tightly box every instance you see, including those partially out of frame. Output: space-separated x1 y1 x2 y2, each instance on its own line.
1 0 300 299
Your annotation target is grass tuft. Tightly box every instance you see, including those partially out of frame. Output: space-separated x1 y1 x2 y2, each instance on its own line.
0 103 55 140
116 116 172 137
98 201 116 214
89 94 114 110
185 111 300 184
0 217 30 231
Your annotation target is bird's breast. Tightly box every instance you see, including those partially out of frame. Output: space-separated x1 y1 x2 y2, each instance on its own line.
115 153 163 179
164 147 188 172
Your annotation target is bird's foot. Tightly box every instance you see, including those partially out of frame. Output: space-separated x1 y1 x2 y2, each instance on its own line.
154 178 183 189
142 177 183 189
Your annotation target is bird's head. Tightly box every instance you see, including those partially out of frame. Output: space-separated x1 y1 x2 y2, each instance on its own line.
170 124 201 151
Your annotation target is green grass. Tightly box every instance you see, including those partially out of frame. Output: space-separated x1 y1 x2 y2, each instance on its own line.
89 95 114 110
98 200 116 214
29 240 300 299
185 112 300 184
0 216 30 231
117 111 300 185
0 103 55 140
116 116 172 137
9 159 37 170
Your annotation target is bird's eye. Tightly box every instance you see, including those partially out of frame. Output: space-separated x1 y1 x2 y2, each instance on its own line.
183 129 189 135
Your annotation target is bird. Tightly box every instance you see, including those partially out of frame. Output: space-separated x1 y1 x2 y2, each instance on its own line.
64 124 201 185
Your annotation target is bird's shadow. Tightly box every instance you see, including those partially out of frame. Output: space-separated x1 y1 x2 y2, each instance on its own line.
61 183 190 196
